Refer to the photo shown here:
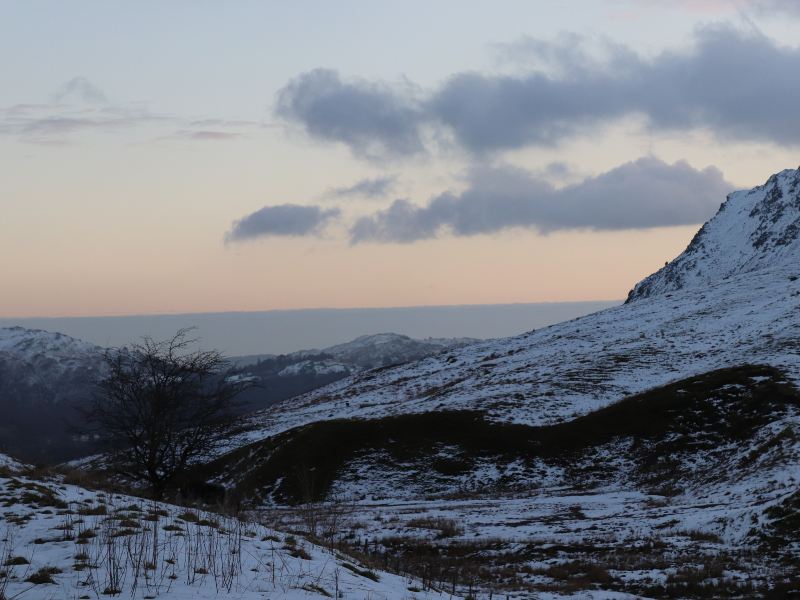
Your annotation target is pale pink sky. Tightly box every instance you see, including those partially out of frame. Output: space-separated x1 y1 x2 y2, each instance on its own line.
1 0 798 318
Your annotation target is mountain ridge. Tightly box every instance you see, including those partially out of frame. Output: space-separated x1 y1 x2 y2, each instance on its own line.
227 166 800 447
628 166 800 301
0 327 474 461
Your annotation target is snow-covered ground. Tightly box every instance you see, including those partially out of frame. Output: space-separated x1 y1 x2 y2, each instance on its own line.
2 454 661 598
201 168 800 597
0 466 455 600
231 261 800 448
0 452 28 473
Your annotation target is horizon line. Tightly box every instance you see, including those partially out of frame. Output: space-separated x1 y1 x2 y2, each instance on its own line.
0 298 623 322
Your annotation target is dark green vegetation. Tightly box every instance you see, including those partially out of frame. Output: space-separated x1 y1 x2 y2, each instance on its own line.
204 364 799 504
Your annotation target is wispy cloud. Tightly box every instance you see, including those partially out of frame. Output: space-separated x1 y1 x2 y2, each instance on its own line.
160 130 244 142
326 175 397 199
51 76 108 105
752 0 800 16
0 77 262 145
615 1 800 17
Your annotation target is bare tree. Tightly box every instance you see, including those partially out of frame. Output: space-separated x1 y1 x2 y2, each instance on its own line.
89 329 248 499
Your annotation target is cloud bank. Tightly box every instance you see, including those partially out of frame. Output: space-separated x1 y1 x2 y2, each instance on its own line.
225 204 341 243
227 158 732 245
350 158 732 243
276 27 800 159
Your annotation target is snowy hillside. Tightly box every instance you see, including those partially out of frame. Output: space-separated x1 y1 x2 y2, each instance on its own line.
231 262 800 445
628 166 800 301
192 167 800 597
0 470 449 600
0 451 27 473
10 168 800 596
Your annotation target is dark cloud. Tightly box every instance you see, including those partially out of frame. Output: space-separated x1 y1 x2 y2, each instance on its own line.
327 175 397 199
277 28 800 158
433 27 800 151
427 71 629 152
350 158 731 243
226 204 341 243
350 198 445 243
634 27 800 145
275 68 424 159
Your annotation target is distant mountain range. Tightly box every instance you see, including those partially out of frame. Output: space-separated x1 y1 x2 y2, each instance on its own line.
227 333 476 412
0 328 475 462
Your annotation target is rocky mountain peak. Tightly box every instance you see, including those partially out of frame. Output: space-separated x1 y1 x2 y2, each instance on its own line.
627 166 800 302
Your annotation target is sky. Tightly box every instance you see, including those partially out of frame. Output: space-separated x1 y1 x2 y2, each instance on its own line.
1 0 799 318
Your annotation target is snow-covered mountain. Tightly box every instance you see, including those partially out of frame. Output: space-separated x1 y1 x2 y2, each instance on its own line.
231 333 476 372
628 166 800 301
321 333 476 369
198 167 800 597
0 326 100 381
227 333 476 412
0 327 103 461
